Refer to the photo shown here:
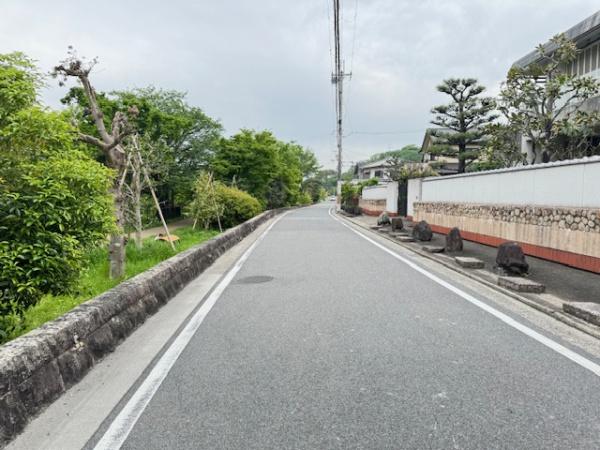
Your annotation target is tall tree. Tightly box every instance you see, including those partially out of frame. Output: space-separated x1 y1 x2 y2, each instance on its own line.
499 33 600 163
61 86 223 207
430 78 497 173
53 49 136 278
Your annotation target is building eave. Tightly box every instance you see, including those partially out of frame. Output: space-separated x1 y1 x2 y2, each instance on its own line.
513 10 600 69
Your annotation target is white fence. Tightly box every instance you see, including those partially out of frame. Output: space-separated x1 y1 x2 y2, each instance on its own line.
410 156 600 208
361 182 399 214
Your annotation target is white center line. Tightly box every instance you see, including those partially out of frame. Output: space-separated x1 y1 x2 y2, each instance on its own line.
93 212 289 450
329 207 600 378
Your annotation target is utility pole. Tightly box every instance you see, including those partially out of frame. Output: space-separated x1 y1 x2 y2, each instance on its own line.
331 0 351 180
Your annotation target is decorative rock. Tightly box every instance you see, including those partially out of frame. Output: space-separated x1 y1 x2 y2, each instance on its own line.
454 257 484 269
445 227 463 253
563 302 600 327
412 220 433 241
496 242 529 275
498 276 545 293
377 212 391 226
391 217 404 231
422 245 445 253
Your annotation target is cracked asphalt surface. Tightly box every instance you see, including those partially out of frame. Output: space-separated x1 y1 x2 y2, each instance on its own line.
110 204 600 449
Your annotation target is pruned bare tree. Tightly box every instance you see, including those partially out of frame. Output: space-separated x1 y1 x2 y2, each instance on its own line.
53 47 137 278
121 134 166 249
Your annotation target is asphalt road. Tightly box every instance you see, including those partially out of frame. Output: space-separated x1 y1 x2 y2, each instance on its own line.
93 203 600 450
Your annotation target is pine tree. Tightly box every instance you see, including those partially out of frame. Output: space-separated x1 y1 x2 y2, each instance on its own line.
430 78 497 173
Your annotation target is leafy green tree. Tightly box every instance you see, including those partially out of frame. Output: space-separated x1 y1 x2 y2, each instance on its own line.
301 178 323 203
430 78 497 173
212 129 280 203
0 52 42 126
212 130 310 208
61 86 223 208
499 33 600 162
475 123 525 170
0 52 113 339
298 148 319 178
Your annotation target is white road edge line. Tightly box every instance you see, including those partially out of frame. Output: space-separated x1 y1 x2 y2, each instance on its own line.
329 208 600 378
93 212 289 450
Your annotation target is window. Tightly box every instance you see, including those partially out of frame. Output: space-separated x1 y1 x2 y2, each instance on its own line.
373 170 383 178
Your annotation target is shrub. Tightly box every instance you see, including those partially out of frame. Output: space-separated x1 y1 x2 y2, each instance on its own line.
297 191 312 205
0 154 114 339
214 184 263 228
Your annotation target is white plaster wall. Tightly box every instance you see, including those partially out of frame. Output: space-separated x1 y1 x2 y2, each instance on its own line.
386 182 399 214
361 183 398 213
420 157 600 208
407 178 422 217
361 185 388 200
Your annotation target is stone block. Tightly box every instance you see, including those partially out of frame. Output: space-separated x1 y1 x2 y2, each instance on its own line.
422 245 445 253
396 236 415 243
391 217 404 231
377 212 391 226
496 242 529 275
412 220 433 241
497 276 545 293
455 257 484 269
445 227 463 252
562 302 600 327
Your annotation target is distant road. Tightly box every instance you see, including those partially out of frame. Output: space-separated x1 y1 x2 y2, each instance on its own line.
91 203 600 449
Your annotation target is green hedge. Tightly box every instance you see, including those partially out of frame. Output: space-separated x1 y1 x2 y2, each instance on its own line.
215 184 263 228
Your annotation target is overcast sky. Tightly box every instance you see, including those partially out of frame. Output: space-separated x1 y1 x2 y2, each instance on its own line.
2 1 599 169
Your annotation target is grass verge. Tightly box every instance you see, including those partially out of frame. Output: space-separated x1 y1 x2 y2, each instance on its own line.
14 226 218 338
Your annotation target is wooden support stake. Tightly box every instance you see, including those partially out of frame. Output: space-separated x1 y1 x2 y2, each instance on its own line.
135 139 176 251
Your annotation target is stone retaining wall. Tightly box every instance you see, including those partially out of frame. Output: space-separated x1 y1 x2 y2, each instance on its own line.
0 209 285 445
414 202 600 273
358 198 386 216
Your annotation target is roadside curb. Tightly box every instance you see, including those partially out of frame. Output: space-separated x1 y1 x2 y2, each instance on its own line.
0 208 290 445
337 212 600 341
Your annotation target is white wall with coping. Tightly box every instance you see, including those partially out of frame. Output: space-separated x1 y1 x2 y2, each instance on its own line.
361 182 399 214
361 185 388 200
407 178 423 217
413 156 600 208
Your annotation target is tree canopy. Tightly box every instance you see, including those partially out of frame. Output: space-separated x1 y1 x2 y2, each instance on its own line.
498 33 600 163
430 78 497 173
